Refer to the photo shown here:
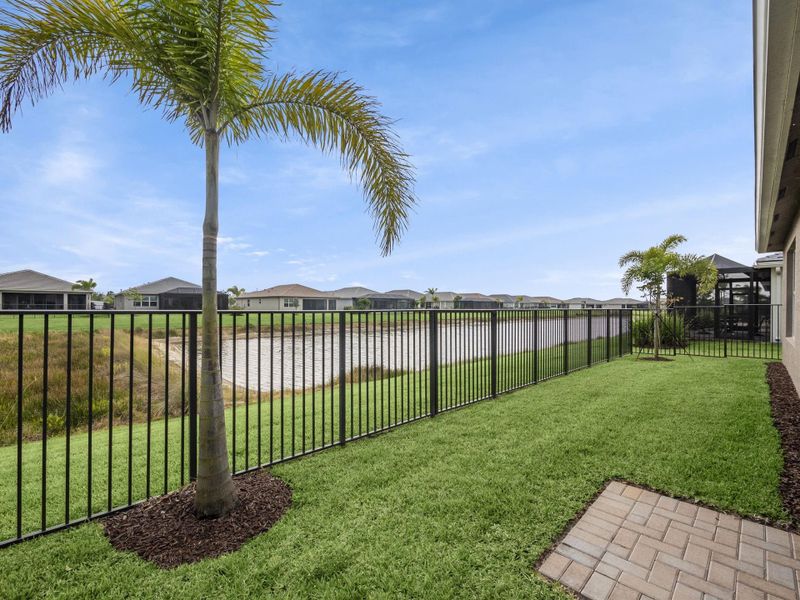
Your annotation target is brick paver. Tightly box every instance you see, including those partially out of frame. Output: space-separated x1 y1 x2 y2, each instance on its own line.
537 483 799 600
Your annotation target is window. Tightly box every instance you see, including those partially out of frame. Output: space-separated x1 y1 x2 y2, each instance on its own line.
787 241 796 337
67 294 87 309
133 295 158 308
283 298 299 309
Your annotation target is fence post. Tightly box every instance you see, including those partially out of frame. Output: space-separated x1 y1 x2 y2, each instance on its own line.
490 311 498 397
429 311 438 416
188 312 198 482
533 310 539 383
339 312 346 446
618 310 623 357
628 310 633 355
563 309 569 374
587 310 592 366
606 310 611 361
673 310 677 356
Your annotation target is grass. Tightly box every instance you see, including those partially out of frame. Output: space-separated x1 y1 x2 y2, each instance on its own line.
634 340 782 360
0 354 783 599
0 337 619 541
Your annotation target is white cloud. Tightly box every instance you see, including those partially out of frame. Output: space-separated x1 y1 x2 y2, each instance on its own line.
40 148 102 186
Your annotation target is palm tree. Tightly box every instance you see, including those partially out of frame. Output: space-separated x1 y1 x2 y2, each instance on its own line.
0 1 415 517
619 235 716 359
226 285 245 308
425 287 437 308
72 278 97 292
72 278 99 301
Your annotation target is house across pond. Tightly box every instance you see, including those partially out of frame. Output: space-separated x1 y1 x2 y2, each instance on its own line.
0 269 91 310
115 277 228 311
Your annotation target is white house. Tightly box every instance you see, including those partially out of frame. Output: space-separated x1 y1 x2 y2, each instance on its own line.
754 0 800 388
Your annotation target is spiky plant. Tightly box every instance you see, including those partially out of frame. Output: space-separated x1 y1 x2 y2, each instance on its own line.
0 0 415 516
619 235 716 359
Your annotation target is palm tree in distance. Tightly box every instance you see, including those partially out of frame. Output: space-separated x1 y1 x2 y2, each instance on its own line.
0 0 416 517
72 278 99 301
425 287 438 308
619 235 716 359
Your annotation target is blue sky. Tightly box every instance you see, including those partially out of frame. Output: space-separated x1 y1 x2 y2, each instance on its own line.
0 1 755 299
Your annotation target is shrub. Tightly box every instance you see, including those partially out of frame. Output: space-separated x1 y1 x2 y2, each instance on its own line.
632 311 686 348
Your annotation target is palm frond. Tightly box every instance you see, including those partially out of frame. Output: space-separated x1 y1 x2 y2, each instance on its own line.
659 234 687 252
618 250 644 268
222 71 416 255
0 0 130 131
620 266 637 295
0 0 204 132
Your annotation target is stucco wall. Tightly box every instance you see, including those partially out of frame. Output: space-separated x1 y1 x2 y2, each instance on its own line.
234 297 282 310
784 211 800 391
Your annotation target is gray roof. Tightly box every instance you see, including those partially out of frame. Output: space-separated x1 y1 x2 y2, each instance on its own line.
124 277 200 295
0 269 83 293
430 291 458 301
602 297 648 305
707 254 751 273
458 292 497 302
489 294 516 303
755 252 783 266
239 283 328 299
330 286 378 299
385 289 424 300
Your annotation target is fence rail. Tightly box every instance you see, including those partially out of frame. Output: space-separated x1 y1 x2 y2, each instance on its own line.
632 304 782 360
0 308 632 547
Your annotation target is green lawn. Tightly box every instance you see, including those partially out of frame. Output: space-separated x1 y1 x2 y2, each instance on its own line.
0 355 784 599
0 337 617 541
634 339 782 360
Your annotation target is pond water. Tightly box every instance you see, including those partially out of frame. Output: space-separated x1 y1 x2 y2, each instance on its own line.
166 315 627 392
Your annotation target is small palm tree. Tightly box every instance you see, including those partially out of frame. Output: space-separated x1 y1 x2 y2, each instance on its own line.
619 235 716 359
73 278 100 301
226 285 245 304
425 287 438 308
72 278 97 292
0 1 415 516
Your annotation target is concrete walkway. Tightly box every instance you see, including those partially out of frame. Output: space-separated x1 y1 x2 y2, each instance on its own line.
538 482 799 600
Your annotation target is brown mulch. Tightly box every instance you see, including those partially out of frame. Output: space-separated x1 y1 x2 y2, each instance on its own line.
103 470 292 569
767 362 800 524
638 356 673 362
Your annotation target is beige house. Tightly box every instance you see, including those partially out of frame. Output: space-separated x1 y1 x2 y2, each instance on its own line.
754 0 800 388
234 284 335 311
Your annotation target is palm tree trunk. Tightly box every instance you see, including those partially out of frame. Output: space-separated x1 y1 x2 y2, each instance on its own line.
195 128 236 517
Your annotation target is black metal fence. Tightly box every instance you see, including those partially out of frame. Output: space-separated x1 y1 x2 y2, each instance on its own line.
0 308 632 547
632 304 781 360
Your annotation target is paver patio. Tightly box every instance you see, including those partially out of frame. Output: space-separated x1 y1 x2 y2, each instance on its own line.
538 482 799 600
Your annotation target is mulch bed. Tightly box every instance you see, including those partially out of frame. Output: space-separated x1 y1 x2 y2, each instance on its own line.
767 362 800 524
103 469 292 569
638 356 673 362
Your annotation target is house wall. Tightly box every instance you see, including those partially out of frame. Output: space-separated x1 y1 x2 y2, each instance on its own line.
784 211 800 391
115 295 156 310
335 297 354 310
234 297 281 310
